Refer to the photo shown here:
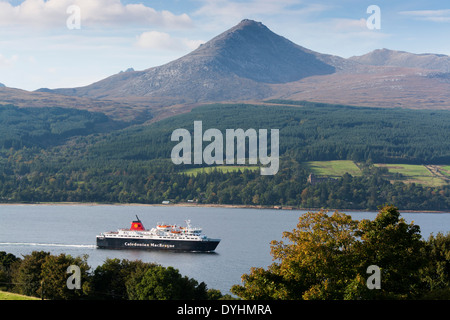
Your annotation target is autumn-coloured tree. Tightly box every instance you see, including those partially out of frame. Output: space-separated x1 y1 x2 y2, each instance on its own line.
231 205 430 300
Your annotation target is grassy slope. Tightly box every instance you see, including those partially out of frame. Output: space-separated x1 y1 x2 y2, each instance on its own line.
375 164 448 187
304 160 362 178
0 290 40 300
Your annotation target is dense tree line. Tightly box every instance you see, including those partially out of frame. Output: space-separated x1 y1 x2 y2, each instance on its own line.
1 149 450 210
87 101 450 164
0 251 231 300
0 104 127 149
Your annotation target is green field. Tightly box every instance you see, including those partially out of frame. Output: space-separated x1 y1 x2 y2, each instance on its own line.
376 163 430 176
303 160 449 187
304 160 362 177
182 165 259 176
441 166 450 177
180 160 450 187
374 164 448 187
0 290 40 300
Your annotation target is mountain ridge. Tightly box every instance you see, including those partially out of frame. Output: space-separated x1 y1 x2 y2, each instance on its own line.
1 19 450 121
48 19 450 113
349 48 450 72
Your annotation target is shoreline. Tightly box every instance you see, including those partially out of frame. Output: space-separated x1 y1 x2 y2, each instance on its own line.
0 201 448 213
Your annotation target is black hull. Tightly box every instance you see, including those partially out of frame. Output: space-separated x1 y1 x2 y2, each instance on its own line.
96 236 220 252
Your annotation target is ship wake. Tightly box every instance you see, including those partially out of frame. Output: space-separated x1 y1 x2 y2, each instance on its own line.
0 242 96 249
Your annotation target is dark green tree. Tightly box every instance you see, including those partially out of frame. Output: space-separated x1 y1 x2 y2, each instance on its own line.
11 251 50 298
90 258 156 300
0 251 20 291
126 265 208 300
354 205 427 299
39 253 90 300
419 232 450 299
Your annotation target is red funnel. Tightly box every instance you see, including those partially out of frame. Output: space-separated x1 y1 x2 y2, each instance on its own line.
130 216 145 231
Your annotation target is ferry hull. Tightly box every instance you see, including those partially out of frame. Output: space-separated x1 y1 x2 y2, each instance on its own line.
96 236 220 252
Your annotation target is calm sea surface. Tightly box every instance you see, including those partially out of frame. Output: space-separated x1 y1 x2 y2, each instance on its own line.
0 204 449 295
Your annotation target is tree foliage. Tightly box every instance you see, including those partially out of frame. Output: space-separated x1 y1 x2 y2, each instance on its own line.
231 205 449 300
1 253 218 300
126 265 208 300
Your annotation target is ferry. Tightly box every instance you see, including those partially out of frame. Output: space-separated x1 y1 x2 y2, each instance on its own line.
96 216 220 252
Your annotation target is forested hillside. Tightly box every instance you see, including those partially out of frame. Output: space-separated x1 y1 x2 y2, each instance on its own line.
0 105 126 149
88 101 450 164
1 101 450 210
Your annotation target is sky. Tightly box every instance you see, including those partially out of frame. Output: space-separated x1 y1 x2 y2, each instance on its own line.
0 0 449 91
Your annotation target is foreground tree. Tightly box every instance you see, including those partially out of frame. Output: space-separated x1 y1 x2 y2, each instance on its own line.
5 253 225 300
10 251 90 299
0 251 21 291
126 265 208 300
10 251 50 297
231 205 432 300
40 253 90 300
419 232 450 299
353 205 426 299
90 258 155 300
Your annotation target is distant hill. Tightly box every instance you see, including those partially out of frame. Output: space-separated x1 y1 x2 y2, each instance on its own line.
0 104 125 149
0 86 151 122
349 48 450 72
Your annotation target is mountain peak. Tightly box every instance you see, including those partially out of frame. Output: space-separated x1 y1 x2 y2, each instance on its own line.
237 18 264 27
190 19 270 55
187 19 336 83
51 19 338 101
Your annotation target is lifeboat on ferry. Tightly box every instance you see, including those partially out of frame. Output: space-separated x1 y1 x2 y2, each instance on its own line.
157 224 174 229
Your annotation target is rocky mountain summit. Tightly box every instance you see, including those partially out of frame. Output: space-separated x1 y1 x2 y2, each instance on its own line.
51 19 341 102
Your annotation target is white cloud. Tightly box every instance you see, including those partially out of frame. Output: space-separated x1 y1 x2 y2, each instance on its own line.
400 9 450 23
0 54 18 67
331 18 367 31
0 0 193 29
195 0 304 17
135 31 204 51
193 0 330 26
